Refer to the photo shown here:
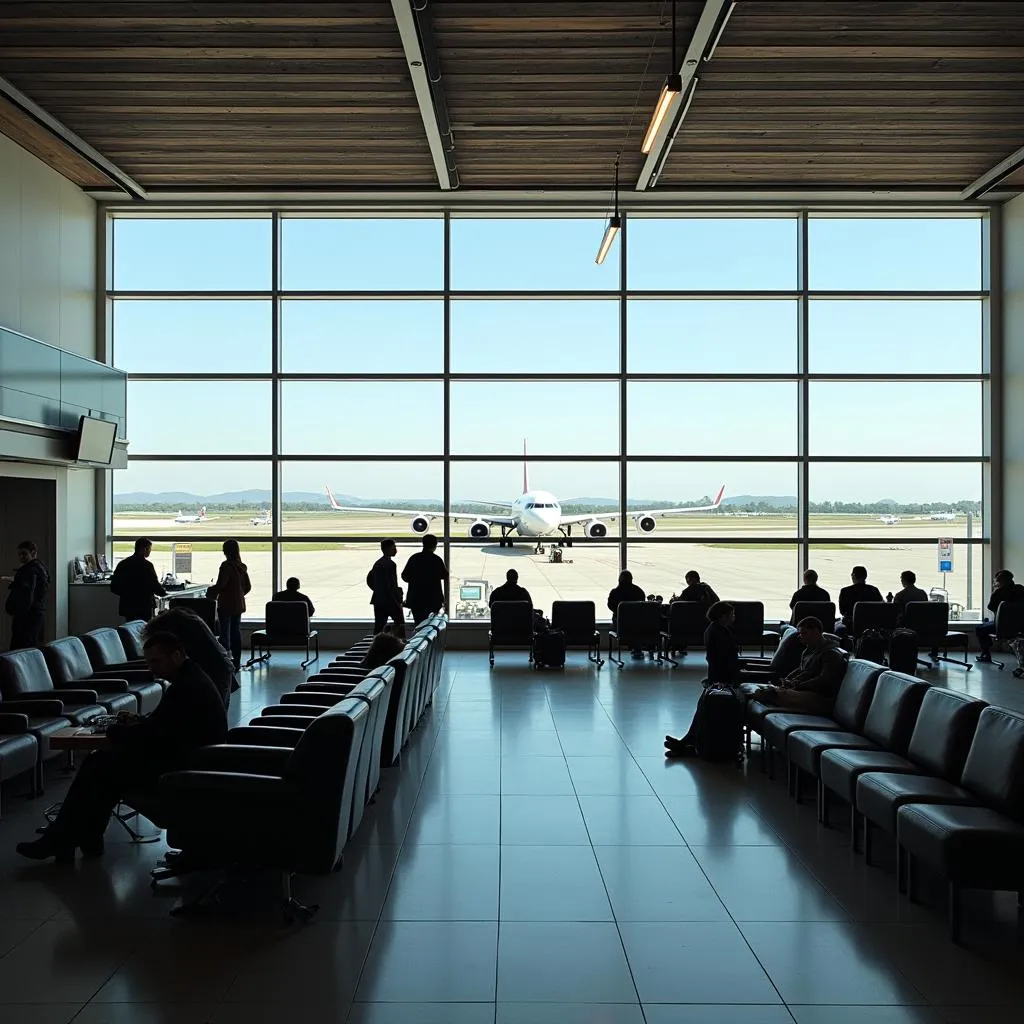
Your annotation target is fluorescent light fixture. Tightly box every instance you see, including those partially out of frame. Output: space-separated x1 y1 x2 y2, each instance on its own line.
641 73 683 154
595 216 621 265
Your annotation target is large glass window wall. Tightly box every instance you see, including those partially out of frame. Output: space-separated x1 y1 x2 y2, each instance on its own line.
108 212 990 622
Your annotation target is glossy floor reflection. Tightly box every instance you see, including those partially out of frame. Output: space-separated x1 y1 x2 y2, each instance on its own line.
0 650 1023 1023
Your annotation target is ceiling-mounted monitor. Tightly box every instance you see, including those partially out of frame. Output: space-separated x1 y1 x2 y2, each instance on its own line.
75 415 117 466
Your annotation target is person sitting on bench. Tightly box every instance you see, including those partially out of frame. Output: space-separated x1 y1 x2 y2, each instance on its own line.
272 576 315 618
608 570 646 658
975 569 1024 663
362 632 406 671
836 566 883 633
16 632 227 863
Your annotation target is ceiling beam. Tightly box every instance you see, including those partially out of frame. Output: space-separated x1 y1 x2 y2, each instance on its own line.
0 74 146 198
636 0 734 192
961 142 1024 200
390 0 457 190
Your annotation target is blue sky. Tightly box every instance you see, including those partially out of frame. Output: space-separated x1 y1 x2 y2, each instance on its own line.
111 215 985 503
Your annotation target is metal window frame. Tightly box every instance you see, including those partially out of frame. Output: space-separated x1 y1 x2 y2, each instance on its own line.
103 206 994 620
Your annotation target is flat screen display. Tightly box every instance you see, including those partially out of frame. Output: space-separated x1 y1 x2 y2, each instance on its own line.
76 415 117 465
460 585 482 601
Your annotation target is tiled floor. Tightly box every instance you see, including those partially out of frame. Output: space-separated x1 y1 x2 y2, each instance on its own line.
1 650 1024 1023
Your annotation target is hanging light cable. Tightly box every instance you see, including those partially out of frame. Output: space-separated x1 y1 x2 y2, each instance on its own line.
641 0 682 154
595 157 621 265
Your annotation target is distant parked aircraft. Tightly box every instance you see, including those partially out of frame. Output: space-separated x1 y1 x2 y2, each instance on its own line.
880 515 900 526
173 506 207 524
929 511 958 521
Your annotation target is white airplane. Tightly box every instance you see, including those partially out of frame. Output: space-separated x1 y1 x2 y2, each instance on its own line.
250 509 271 526
174 506 207 524
880 515 900 526
325 444 725 550
929 511 957 521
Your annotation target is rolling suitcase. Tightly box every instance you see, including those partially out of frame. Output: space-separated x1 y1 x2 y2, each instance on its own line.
854 628 888 665
692 684 745 763
533 628 566 670
887 627 919 674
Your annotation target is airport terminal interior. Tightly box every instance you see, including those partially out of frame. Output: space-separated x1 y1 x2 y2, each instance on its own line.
2 1 1024 1021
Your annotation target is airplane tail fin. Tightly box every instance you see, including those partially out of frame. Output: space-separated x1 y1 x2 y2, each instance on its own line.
325 484 341 511
711 485 725 509
522 438 530 494
199 506 206 519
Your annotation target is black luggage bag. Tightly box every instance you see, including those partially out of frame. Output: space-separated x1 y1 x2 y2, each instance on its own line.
533 629 566 670
887 627 919 674
692 684 744 763
854 628 888 664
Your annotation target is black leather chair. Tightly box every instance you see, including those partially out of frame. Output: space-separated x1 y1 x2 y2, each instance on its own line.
160 696 371 921
609 601 663 665
551 601 603 666
759 658 882 782
78 628 165 712
817 687 985 855
901 602 970 669
660 601 706 665
0 649 101 791
851 601 900 638
116 620 148 660
169 596 218 631
0 717 38 812
489 601 534 666
894 706 1024 941
247 601 320 669
42 637 155 715
784 670 929 818
730 600 775 656
856 703 1024 896
791 601 836 628
990 600 1024 671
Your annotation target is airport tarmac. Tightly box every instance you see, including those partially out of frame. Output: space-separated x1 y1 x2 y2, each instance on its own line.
115 510 984 622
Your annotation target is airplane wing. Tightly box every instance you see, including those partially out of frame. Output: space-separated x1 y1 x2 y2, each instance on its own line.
559 485 726 525
325 486 516 527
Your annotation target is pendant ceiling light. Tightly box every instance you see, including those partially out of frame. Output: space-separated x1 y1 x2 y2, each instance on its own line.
595 158 621 265
641 0 682 154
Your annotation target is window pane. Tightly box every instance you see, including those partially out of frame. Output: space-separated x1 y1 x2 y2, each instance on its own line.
111 541 272 620
281 461 442 537
450 219 618 290
280 218 443 291
628 218 798 291
281 300 443 373
808 542 985 619
113 461 272 538
625 541 798 621
809 462 983 541
449 541 619 621
451 300 619 373
627 382 797 455
280 381 442 455
450 460 620 539
809 300 982 374
112 218 271 291
113 300 271 374
281 542 428 621
627 462 798 537
127 381 271 454
809 382 982 456
808 217 982 291
627 300 797 373
450 382 619 455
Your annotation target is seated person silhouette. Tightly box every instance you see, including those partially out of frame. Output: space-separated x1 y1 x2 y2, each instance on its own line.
836 565 883 633
608 570 646 658
677 570 719 608
489 569 533 608
976 569 1024 663
272 576 315 618
789 568 830 610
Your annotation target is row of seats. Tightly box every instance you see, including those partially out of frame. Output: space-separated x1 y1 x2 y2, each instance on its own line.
0 623 163 800
148 615 448 920
745 659 1024 941
488 600 603 666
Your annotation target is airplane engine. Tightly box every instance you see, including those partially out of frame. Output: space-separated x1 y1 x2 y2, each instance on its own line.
636 515 657 534
469 520 491 539
585 520 608 539
410 516 430 534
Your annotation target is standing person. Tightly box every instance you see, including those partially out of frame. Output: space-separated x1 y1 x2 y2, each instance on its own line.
15 632 227 862
975 569 1024 663
836 565 884 633
207 539 251 672
109 537 166 623
272 576 315 618
401 534 448 627
368 539 405 637
3 540 50 650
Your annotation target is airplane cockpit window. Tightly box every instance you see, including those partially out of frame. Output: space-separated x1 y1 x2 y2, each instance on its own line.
526 503 535 509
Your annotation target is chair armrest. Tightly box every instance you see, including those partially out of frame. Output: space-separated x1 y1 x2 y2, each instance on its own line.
0 712 30 733
189 744 292 776
226 725 303 748
253 715 318 729
46 688 100 703
295 681 356 693
259 704 326 716
280 692 345 707
1 696 65 716
91 669 155 682
74 677 130 693
160 770 295 801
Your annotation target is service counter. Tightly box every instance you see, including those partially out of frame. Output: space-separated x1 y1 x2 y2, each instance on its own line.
68 581 209 635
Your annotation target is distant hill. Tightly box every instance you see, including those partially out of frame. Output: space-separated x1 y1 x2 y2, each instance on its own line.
115 490 345 506
721 494 797 507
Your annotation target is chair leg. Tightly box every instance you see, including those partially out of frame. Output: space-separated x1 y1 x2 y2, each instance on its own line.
904 850 915 901
863 816 873 864
793 765 802 803
948 882 962 943
818 779 828 825
281 871 319 924
850 806 860 850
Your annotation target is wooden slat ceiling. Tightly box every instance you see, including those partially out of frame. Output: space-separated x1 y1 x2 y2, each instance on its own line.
0 0 1021 196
